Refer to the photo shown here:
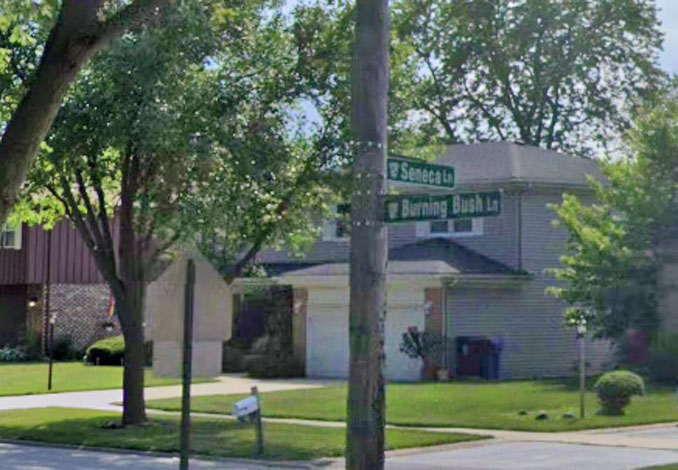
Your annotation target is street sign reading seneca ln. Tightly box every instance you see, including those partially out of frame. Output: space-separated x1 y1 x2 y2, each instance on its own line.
385 191 501 223
387 157 455 189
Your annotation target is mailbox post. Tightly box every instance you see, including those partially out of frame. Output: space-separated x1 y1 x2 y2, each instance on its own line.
233 387 264 454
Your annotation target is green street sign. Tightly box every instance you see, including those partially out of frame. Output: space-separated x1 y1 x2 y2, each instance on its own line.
387 157 455 189
385 191 501 223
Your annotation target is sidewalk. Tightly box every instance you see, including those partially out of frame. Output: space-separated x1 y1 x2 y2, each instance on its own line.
0 374 331 412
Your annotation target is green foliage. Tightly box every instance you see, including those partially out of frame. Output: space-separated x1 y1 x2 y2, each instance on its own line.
594 370 645 415
391 0 664 157
86 336 125 365
245 354 303 379
0 345 28 362
548 99 678 338
51 335 80 362
23 329 44 361
399 326 445 362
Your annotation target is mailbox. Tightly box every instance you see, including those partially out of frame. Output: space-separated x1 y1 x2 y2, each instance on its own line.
233 396 259 419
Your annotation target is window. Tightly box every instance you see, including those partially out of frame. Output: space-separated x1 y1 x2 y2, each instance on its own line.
0 223 22 250
416 218 483 238
323 204 351 241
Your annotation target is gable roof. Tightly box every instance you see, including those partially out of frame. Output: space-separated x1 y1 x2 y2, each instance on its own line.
436 142 601 188
278 238 524 278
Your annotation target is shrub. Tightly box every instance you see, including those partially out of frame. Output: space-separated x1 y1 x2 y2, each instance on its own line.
245 354 303 379
399 326 445 362
222 343 246 373
86 336 125 365
594 370 645 415
52 335 80 361
23 329 44 361
0 345 28 362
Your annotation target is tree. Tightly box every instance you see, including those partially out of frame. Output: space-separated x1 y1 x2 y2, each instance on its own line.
346 0 389 469
18 0 330 425
549 98 678 339
392 0 664 157
0 0 171 226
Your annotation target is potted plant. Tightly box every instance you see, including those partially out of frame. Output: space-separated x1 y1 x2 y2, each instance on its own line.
399 326 446 381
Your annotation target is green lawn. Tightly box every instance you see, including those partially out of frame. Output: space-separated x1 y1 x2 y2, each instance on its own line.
639 466 678 470
0 408 486 461
0 362 200 396
148 380 678 432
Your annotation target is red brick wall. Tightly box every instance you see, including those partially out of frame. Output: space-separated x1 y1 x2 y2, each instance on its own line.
49 284 121 351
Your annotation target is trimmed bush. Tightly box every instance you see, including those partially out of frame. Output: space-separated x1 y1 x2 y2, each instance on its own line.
222 344 246 373
594 370 645 415
245 354 303 379
0 345 28 362
86 336 125 365
52 335 80 361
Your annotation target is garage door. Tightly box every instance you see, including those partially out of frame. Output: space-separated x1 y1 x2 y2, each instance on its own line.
306 303 349 378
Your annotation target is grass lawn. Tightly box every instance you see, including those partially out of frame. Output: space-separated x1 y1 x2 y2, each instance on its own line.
641 466 678 470
148 379 678 432
0 362 204 396
0 408 487 461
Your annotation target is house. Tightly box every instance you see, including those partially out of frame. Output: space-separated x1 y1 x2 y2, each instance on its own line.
0 220 118 352
251 142 614 381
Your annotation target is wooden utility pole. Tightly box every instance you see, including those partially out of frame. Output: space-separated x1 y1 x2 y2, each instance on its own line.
346 0 389 469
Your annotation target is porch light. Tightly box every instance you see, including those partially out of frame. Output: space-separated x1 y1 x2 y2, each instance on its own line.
27 297 38 308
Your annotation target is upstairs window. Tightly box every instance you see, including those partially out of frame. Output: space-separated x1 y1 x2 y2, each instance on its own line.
417 218 483 238
323 204 351 241
1 223 22 250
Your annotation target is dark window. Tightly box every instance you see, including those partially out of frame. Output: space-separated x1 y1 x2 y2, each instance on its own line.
335 204 351 239
452 218 473 233
430 220 449 233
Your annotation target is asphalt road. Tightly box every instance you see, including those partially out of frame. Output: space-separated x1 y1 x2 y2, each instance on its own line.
3 441 678 470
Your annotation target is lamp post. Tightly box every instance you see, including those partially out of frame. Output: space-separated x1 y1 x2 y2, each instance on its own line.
577 320 588 419
47 312 57 391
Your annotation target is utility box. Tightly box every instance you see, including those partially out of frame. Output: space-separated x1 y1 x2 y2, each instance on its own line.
146 253 232 378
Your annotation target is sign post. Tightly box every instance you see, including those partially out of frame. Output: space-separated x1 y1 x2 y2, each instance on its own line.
179 258 196 470
385 191 502 223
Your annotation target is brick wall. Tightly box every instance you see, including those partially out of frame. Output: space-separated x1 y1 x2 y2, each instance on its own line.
49 283 121 352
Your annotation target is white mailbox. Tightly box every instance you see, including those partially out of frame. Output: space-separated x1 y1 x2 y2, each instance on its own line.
233 396 259 418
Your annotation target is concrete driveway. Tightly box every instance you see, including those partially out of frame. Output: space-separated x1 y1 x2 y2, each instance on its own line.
386 441 678 470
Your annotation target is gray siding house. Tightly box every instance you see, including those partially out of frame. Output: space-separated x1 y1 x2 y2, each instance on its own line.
253 142 614 381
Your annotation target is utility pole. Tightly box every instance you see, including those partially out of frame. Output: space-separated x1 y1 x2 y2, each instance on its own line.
346 0 389 469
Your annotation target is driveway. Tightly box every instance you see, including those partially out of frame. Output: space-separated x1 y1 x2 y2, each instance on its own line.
385 441 678 470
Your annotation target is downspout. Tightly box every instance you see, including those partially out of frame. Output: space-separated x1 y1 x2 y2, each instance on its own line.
517 191 523 270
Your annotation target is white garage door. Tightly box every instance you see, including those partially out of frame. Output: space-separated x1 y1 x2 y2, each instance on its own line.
306 301 349 378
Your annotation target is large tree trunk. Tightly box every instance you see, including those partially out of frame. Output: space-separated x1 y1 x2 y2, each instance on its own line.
346 1 389 469
0 7 100 224
0 0 170 225
117 179 148 425
118 281 147 425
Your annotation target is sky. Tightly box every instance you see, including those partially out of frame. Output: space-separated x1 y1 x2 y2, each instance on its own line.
656 0 678 74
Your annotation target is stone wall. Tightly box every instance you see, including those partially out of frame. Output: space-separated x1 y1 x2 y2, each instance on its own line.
49 283 121 352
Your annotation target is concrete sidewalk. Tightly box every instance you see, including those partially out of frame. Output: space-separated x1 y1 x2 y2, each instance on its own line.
0 374 331 412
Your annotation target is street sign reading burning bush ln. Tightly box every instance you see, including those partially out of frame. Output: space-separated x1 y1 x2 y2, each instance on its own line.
385 191 501 223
